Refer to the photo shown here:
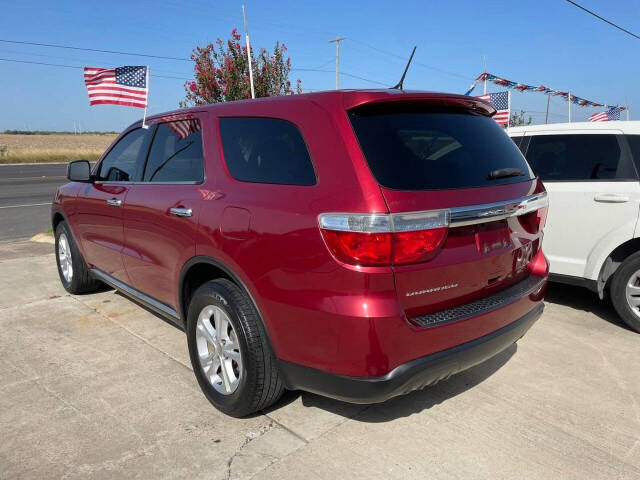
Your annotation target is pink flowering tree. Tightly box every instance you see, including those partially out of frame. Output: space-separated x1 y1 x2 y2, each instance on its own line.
181 29 302 106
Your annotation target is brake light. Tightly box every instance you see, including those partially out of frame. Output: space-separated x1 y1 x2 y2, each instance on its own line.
319 210 449 267
516 192 548 234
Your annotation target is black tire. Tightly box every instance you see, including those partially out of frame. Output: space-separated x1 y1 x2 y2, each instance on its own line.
55 221 101 294
186 279 284 417
610 251 640 333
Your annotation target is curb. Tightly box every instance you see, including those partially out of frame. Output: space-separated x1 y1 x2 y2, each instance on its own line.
30 233 55 245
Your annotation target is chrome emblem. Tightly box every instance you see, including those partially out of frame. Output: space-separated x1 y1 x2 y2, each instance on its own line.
406 283 459 297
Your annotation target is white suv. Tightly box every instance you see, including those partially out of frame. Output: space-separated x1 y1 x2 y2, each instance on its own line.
509 121 640 332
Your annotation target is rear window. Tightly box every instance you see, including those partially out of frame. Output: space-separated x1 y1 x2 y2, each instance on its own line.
348 107 533 190
143 120 204 183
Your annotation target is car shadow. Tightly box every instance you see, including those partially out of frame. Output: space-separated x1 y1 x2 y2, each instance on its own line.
267 343 516 423
544 282 633 332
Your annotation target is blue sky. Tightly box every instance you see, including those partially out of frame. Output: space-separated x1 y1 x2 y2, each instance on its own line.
0 0 638 131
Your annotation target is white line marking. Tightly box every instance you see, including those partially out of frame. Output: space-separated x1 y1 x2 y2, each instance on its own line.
0 202 52 209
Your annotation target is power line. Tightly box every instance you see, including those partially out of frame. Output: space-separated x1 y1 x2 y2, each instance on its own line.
291 68 389 87
347 38 473 81
1 57 385 86
0 38 191 61
565 0 640 40
0 58 189 80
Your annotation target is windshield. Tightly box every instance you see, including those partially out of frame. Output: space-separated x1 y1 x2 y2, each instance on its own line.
348 107 533 190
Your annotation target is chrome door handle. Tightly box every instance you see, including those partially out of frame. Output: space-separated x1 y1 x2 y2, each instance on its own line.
106 198 122 207
594 194 629 203
170 207 192 217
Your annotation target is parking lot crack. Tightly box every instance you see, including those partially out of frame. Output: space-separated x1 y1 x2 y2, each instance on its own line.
226 421 277 480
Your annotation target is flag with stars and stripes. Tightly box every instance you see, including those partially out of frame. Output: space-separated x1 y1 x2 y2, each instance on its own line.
477 91 510 126
167 119 200 140
589 107 622 122
84 66 148 108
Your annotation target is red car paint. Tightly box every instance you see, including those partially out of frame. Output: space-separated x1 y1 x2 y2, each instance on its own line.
52 90 547 382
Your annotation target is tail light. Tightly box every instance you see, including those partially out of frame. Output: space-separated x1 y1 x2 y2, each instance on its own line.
516 192 548 234
318 210 449 267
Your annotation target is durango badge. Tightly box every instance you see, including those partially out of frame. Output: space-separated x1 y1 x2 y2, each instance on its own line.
406 283 459 297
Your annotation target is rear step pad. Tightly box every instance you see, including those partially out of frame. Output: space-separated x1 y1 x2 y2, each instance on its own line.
410 275 545 328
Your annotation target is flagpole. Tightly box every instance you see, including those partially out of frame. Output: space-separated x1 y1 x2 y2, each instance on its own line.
568 91 571 123
482 56 487 95
142 65 149 129
242 5 255 99
626 96 630 120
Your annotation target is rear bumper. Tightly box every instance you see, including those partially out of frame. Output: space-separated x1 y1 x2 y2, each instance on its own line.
278 303 543 404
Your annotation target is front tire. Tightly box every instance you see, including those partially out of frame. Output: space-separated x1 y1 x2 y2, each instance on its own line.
55 221 100 294
610 252 640 333
186 279 284 417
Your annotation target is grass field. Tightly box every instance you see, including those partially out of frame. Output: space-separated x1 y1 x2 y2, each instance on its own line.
0 133 117 164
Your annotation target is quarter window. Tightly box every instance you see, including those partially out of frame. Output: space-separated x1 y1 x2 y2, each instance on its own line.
97 128 149 181
219 117 316 185
525 134 635 181
143 120 204 183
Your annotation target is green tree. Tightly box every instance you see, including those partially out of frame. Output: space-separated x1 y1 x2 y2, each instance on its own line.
509 110 532 127
181 29 301 106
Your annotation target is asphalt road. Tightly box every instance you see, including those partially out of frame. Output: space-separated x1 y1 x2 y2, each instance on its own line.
0 163 68 241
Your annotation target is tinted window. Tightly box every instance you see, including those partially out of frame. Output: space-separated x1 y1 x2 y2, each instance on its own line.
526 134 634 181
143 120 204 182
98 128 149 181
510 135 529 155
348 107 533 190
219 117 316 185
626 135 640 171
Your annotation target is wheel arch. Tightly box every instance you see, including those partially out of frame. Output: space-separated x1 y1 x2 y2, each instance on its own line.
178 256 275 351
596 237 640 298
51 209 66 232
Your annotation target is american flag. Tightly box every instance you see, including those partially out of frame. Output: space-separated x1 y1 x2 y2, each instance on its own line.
477 91 510 126
167 119 200 140
589 107 622 122
84 66 148 108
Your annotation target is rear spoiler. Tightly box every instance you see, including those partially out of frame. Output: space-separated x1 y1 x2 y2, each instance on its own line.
344 92 496 118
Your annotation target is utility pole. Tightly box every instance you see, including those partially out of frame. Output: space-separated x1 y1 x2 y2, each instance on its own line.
242 5 255 99
329 36 346 90
568 92 571 123
545 93 550 124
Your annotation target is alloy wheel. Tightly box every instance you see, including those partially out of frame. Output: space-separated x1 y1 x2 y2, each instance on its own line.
195 305 243 394
625 269 640 319
58 233 73 283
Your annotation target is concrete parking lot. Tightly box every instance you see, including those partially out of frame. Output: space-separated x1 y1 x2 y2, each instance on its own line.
1 240 639 479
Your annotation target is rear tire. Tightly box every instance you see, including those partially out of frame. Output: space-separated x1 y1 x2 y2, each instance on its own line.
610 252 640 333
55 221 100 294
186 279 284 417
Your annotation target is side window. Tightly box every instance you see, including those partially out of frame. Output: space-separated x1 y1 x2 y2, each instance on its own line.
219 117 316 186
143 120 204 183
525 134 633 181
626 135 640 173
511 135 530 156
97 128 149 182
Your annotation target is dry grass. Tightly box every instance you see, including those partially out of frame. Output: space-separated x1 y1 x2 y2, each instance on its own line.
0 133 117 164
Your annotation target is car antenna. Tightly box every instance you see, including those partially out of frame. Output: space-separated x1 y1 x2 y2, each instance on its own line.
391 46 417 90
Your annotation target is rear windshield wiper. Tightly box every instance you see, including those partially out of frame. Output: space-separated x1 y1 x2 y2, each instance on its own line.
487 168 525 180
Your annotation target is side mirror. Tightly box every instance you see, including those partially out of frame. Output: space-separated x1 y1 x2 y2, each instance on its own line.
67 160 92 182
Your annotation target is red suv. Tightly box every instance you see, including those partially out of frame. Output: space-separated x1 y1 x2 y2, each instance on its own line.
53 90 548 417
